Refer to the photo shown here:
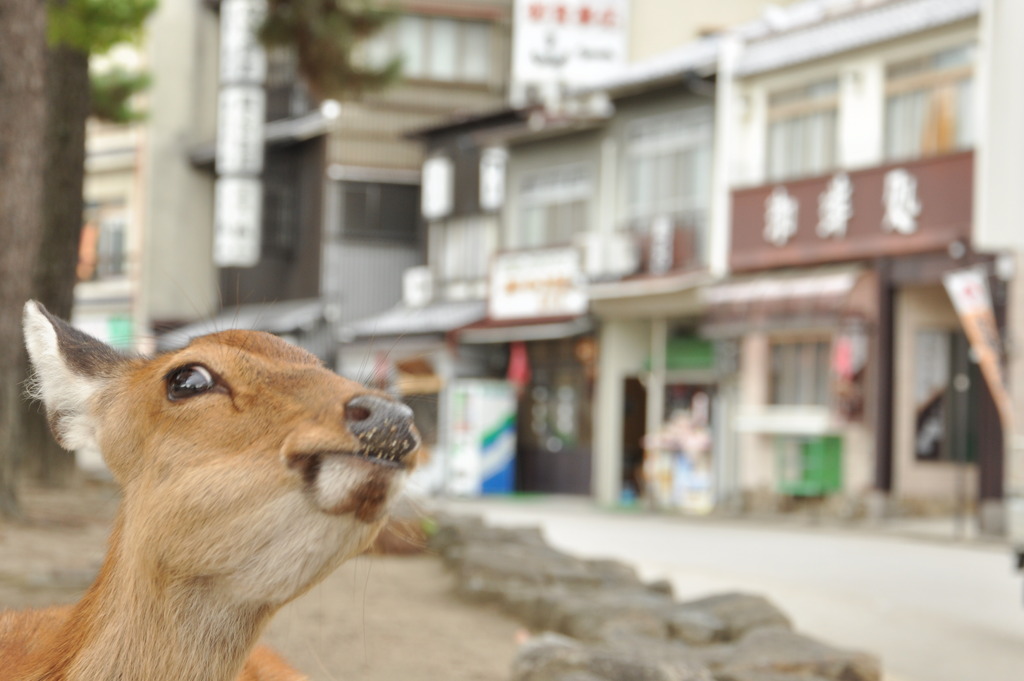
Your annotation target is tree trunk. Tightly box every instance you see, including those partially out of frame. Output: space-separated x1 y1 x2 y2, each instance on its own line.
0 0 49 518
22 44 92 487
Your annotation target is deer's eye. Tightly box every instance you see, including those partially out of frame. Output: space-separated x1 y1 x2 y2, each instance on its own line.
166 365 216 401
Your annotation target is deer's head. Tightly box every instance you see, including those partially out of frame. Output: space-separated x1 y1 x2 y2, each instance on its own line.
22 301 420 605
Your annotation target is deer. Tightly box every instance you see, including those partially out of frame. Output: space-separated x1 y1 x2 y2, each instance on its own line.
0 301 421 681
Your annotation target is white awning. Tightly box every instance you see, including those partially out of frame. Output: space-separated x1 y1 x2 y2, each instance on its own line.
341 300 487 340
158 298 325 351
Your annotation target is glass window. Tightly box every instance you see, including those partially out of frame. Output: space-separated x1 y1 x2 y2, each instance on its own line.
430 215 498 289
770 339 831 407
515 165 591 249
766 79 839 181
78 200 128 281
885 44 975 161
428 18 458 81
396 16 426 78
623 110 712 269
339 181 419 242
365 15 493 84
462 22 492 83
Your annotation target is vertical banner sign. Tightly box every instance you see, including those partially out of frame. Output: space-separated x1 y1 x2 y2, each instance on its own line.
215 0 267 267
943 267 1013 430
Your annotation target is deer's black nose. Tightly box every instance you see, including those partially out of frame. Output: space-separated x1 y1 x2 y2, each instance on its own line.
345 395 419 465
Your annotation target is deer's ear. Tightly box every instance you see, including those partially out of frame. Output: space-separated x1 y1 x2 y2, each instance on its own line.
22 300 128 451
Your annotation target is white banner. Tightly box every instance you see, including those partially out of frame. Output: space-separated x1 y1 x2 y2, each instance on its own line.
216 87 266 176
490 248 587 320
214 177 263 267
220 0 267 84
943 267 1013 430
512 0 629 90
215 0 267 268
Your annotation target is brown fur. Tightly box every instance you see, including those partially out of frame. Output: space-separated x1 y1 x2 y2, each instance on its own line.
2 303 419 681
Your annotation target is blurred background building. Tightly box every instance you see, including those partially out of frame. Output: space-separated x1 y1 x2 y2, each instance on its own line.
72 0 1024 538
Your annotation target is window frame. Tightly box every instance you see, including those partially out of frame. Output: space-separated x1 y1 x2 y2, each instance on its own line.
883 43 976 162
339 180 420 243
768 336 833 408
765 78 840 182
513 163 592 250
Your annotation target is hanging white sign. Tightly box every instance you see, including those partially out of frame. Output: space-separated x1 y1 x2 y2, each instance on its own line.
214 177 263 267
512 0 629 90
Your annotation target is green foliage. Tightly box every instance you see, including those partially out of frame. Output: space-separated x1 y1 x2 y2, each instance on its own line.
47 0 158 55
260 0 402 100
90 66 151 123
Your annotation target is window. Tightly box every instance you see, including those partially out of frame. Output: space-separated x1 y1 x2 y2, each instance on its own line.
78 200 127 281
516 164 590 249
340 181 419 242
265 46 312 120
429 215 498 292
769 339 831 406
363 15 493 85
885 44 975 161
766 79 839 181
624 110 712 270
262 150 299 257
913 329 975 462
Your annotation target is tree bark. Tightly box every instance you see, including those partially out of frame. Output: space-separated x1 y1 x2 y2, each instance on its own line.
21 44 92 487
0 0 49 518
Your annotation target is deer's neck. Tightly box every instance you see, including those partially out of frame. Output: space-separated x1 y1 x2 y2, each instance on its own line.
43 514 273 681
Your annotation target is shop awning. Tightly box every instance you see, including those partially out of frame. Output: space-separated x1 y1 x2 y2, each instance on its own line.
158 298 326 351
341 299 487 341
700 266 876 337
456 315 593 344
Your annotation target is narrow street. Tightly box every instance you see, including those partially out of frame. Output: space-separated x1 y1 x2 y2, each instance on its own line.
437 496 1024 681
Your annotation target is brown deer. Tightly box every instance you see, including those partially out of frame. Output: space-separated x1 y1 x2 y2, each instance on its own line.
0 301 421 681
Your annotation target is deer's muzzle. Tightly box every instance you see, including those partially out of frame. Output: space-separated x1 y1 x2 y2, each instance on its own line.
344 395 419 465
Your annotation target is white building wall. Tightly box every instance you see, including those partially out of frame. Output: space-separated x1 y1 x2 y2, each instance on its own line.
140 1 220 326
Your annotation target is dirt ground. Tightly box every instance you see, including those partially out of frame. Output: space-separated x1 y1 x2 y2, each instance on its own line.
0 481 522 681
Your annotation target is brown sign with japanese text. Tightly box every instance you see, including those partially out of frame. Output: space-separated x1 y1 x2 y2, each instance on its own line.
730 151 973 272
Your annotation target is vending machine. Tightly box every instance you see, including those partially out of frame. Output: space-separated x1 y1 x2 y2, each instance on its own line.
444 379 517 496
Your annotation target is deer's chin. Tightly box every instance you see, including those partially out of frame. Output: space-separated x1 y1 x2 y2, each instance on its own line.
296 453 407 522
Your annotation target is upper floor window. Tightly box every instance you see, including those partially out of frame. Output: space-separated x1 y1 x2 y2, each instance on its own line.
624 110 712 229
265 46 312 120
884 44 975 162
429 215 498 291
262 149 300 257
766 78 839 182
364 15 493 85
78 200 127 281
516 164 590 249
340 181 419 242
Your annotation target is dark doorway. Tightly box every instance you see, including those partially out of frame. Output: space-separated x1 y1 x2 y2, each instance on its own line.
515 338 593 494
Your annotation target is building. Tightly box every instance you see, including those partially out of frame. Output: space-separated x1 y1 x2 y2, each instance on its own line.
76 0 513 361
710 0 1010 528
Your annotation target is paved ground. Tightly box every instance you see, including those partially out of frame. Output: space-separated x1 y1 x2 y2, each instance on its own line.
435 495 1024 681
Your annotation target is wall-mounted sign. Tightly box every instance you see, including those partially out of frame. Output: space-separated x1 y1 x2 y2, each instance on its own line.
490 248 587 320
215 0 267 267
512 0 629 93
731 152 973 271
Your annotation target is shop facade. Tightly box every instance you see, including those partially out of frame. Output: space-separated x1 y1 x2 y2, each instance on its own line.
721 150 1003 515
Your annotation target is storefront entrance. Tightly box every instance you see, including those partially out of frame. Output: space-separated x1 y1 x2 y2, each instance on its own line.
516 337 593 494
